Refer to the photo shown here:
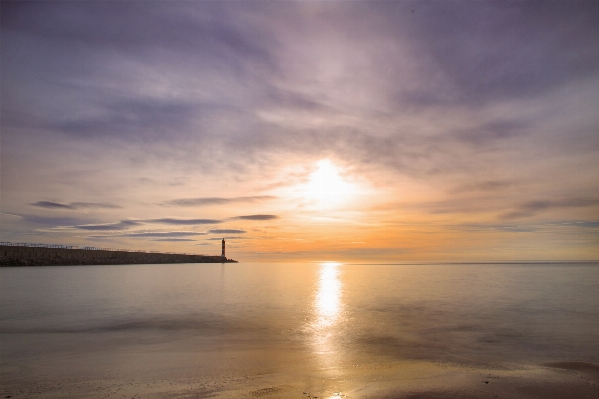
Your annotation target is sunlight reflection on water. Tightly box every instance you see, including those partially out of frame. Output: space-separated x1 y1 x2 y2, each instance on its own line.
309 262 345 373
315 262 342 328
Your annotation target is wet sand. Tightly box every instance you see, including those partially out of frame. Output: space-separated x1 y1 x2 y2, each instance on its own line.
2 357 598 399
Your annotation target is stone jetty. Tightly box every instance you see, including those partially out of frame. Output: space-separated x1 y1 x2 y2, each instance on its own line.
0 243 237 266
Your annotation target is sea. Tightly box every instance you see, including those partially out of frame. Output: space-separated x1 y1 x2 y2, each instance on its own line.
1 262 598 397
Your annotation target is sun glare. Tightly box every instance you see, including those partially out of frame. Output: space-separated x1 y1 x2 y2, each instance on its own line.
303 159 355 210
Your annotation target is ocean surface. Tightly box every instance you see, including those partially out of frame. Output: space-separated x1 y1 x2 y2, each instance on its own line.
1 262 598 397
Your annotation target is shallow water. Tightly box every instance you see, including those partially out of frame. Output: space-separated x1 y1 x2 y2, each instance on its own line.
1 262 598 396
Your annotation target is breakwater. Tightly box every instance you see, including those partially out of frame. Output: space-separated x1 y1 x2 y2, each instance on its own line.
0 243 236 266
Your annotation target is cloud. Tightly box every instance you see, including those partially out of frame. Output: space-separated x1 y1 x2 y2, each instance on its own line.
449 220 599 234
522 198 599 211
4 1 598 181
89 231 206 239
76 220 143 231
208 229 246 234
395 2 599 106
502 198 599 219
31 201 77 210
55 99 198 140
1 1 278 143
449 180 513 194
75 218 222 231
151 238 197 242
162 196 276 207
449 223 538 234
18 214 94 228
147 218 222 225
122 232 206 238
233 214 279 220
450 120 531 147
207 236 247 240
31 201 121 210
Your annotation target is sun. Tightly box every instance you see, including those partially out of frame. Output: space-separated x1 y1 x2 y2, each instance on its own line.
303 159 356 210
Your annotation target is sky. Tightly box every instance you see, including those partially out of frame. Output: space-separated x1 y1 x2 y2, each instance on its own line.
1 1 598 262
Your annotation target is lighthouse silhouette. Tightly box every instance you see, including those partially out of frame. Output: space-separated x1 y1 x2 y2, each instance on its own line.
221 238 225 258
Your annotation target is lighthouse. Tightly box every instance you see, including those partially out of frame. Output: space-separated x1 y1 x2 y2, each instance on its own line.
221 238 225 258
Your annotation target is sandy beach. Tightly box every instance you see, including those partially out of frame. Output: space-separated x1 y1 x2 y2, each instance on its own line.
2 357 598 399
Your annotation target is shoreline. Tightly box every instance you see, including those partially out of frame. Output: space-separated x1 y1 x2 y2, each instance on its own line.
2 359 597 399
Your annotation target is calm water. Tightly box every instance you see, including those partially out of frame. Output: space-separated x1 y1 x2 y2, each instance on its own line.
1 262 598 388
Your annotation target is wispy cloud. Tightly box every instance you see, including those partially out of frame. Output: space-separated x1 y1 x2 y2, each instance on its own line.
162 196 276 207
19 214 95 228
117 232 206 238
232 214 279 221
75 218 222 231
55 99 198 140
206 236 247 240
208 229 246 234
76 220 143 231
31 201 121 210
449 180 514 194
502 198 599 219
147 218 222 225
448 223 538 233
151 238 197 242
90 231 206 239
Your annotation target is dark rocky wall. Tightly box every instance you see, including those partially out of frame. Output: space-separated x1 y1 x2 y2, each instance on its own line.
0 245 236 266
